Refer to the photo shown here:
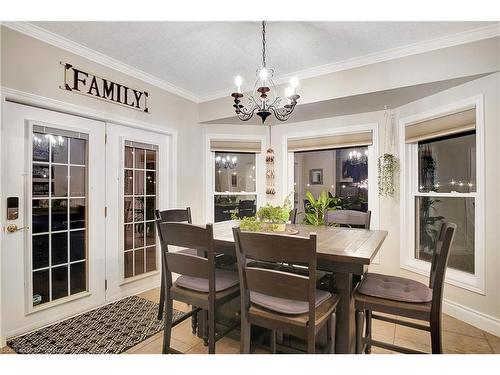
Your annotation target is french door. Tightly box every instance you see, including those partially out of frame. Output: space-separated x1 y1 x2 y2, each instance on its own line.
1 102 106 339
1 103 171 343
104 122 170 301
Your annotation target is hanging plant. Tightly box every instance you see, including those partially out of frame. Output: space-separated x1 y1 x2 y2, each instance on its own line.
378 153 398 197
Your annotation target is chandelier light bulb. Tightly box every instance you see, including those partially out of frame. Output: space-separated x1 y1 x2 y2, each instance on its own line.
259 68 269 81
234 75 242 93
284 87 294 98
290 76 299 90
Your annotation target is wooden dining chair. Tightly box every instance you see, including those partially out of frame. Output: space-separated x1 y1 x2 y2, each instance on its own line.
289 208 298 224
232 227 339 354
354 222 457 354
155 208 194 323
159 222 240 354
325 209 371 229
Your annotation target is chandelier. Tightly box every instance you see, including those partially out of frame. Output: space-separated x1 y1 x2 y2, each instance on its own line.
215 155 237 169
231 21 300 123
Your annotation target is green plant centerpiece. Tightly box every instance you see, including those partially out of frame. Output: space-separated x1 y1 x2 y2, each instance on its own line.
234 196 292 232
303 190 341 226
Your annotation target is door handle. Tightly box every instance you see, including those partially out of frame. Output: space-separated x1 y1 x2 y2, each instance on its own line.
5 224 30 233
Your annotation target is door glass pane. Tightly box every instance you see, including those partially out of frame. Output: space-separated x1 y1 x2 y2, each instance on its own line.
51 232 68 266
145 247 156 272
52 265 68 300
70 138 87 165
418 132 476 193
70 166 86 197
32 235 49 269
69 199 86 229
31 129 88 306
32 164 49 197
415 196 475 274
51 135 68 164
70 262 86 295
33 133 49 162
123 144 157 278
32 199 49 233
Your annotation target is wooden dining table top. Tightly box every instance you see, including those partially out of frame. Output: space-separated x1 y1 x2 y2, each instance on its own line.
213 220 388 266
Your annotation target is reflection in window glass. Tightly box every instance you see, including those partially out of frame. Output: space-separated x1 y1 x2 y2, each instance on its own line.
31 130 88 307
415 196 475 274
418 132 476 193
214 195 257 222
293 147 369 222
214 152 256 193
123 144 157 278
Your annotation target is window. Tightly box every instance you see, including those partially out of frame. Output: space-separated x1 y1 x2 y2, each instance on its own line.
293 147 369 219
31 128 88 306
123 143 158 279
402 103 484 293
415 133 476 274
214 152 256 222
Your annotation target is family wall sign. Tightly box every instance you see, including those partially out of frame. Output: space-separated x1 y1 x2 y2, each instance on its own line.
60 62 149 113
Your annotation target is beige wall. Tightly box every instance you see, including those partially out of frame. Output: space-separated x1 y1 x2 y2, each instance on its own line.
0 26 204 222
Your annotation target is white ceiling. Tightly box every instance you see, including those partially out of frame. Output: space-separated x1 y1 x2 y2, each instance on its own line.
30 21 497 101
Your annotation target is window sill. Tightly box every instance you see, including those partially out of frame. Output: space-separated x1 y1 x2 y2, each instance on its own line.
400 259 485 295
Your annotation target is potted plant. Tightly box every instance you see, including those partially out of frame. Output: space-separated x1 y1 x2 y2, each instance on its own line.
303 190 341 226
233 195 292 232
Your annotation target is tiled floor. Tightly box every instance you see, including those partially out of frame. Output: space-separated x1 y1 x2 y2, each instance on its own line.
2 287 500 354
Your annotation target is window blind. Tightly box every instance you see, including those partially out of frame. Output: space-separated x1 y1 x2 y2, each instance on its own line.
287 131 373 152
405 108 476 144
210 140 262 153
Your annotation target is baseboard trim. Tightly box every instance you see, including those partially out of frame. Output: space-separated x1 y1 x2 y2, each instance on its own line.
443 298 500 337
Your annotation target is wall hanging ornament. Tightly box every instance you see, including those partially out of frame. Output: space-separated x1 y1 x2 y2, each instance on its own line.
378 107 399 197
266 125 276 195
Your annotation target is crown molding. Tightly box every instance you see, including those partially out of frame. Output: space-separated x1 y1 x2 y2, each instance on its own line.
199 22 500 102
3 21 499 104
2 21 201 103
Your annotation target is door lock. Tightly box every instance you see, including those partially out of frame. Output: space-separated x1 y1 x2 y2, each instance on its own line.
5 224 29 233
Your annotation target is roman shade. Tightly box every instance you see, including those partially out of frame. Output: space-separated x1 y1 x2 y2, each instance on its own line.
405 108 476 144
210 140 262 153
287 131 373 152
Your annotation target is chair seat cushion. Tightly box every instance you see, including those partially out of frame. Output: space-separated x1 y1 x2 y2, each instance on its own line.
250 289 331 315
358 273 432 303
176 270 239 292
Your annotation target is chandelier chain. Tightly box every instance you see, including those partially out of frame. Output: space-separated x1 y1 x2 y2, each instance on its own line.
262 21 266 68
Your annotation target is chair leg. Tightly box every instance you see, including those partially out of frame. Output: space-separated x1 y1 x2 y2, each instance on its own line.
208 306 216 354
307 331 316 354
240 318 251 354
162 293 173 354
431 317 443 354
365 310 372 354
157 265 165 320
191 307 198 334
270 330 277 354
202 310 209 346
326 312 336 354
355 309 365 354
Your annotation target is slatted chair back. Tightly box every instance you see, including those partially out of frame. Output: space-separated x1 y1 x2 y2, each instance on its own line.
289 208 298 224
155 208 192 253
428 222 456 313
325 209 371 229
232 227 318 329
159 222 215 291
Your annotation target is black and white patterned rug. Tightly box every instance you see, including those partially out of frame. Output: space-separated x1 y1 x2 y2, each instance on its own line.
7 295 185 354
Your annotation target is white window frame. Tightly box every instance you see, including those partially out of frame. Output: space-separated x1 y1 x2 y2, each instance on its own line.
282 123 380 238
399 95 485 294
205 133 266 223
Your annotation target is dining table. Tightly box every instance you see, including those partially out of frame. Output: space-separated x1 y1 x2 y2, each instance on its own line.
211 220 388 354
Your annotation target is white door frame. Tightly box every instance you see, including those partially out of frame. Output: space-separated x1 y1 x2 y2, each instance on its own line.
0 87 178 346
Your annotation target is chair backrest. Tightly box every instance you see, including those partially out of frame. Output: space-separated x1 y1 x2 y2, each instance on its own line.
155 208 192 256
158 222 215 292
232 227 317 326
325 209 371 229
429 222 457 313
289 208 298 224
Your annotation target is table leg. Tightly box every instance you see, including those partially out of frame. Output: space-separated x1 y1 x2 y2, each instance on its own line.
332 272 356 354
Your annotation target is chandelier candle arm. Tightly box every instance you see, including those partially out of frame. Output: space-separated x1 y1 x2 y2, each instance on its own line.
230 21 300 124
